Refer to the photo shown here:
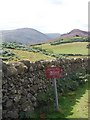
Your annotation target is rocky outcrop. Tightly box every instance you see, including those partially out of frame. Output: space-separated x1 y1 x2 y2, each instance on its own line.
2 58 88 119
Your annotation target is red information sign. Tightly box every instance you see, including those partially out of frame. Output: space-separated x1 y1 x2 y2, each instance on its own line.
45 66 62 79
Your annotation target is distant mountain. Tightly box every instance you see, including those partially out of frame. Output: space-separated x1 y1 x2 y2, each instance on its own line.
46 33 61 39
1 28 89 45
1 28 51 45
60 29 89 38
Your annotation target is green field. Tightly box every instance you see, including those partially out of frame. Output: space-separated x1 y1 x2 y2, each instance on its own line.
34 42 88 55
2 49 54 62
1 41 89 62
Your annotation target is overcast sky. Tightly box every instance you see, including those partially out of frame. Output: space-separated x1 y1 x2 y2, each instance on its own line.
0 0 89 33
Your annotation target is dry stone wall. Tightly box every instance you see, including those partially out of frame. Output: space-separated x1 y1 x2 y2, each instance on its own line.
2 58 88 119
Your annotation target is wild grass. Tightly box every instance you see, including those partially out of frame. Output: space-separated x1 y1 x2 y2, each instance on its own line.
32 82 88 119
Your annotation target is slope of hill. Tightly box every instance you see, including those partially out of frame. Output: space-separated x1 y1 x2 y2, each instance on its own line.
60 29 89 38
1 28 50 45
46 33 61 39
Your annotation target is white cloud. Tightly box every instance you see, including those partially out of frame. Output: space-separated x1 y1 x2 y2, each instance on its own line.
48 0 63 5
0 0 89 33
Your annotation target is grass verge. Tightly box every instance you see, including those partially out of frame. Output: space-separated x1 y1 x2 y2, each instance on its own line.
32 82 88 119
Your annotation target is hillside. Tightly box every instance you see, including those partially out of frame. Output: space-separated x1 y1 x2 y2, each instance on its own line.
46 33 61 39
1 28 51 45
60 29 89 38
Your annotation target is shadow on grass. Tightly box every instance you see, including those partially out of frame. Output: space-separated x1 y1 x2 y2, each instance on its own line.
46 81 88 119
